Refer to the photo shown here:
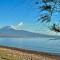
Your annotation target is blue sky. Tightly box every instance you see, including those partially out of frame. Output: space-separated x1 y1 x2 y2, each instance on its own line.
0 0 44 33
0 0 60 35
0 0 38 26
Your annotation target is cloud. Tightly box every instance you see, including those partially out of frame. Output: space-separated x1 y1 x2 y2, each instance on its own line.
18 22 23 26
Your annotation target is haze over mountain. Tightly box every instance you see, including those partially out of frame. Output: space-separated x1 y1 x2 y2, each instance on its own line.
0 26 59 38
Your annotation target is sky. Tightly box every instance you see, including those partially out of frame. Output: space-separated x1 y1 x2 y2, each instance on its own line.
0 0 38 25
0 0 60 35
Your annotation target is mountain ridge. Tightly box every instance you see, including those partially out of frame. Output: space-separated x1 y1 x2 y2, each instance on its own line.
0 26 59 38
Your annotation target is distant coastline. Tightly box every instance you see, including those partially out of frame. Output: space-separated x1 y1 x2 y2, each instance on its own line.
0 26 60 38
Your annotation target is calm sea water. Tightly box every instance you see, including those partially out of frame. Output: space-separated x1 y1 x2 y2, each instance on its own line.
0 38 60 55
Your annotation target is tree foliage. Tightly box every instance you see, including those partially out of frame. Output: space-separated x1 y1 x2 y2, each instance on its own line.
36 0 60 32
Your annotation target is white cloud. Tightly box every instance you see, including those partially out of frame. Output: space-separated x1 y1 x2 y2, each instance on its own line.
18 22 23 26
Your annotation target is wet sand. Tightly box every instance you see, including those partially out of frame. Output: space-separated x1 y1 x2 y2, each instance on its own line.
0 46 60 60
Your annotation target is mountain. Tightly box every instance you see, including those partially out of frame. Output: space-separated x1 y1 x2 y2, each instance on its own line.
0 26 59 38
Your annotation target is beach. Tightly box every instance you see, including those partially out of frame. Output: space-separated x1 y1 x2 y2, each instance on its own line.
0 46 60 60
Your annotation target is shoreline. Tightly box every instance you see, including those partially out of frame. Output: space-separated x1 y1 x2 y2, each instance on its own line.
0 46 60 56
0 46 60 60
0 45 60 56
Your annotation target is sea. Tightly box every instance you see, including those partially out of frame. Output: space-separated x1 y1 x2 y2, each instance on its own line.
0 37 60 55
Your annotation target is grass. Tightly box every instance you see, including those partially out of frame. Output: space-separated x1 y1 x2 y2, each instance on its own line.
0 46 60 60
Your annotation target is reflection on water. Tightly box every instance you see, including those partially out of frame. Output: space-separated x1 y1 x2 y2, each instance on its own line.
0 38 60 54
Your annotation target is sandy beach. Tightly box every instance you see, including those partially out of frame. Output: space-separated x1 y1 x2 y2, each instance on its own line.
0 46 60 60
